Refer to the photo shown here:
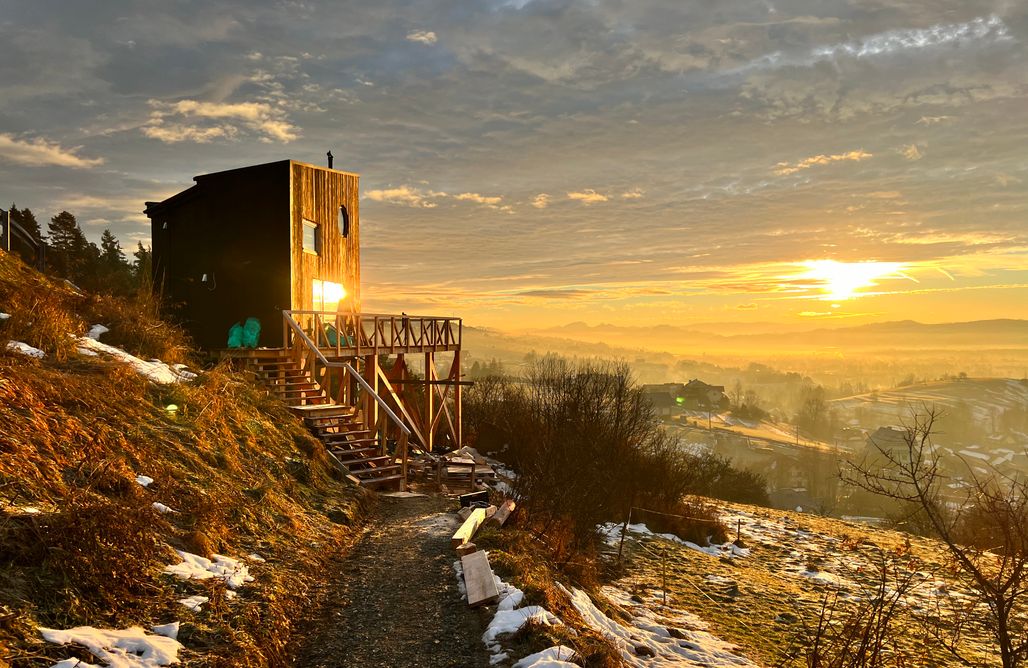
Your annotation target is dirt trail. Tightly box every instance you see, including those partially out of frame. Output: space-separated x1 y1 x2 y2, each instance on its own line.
294 494 492 667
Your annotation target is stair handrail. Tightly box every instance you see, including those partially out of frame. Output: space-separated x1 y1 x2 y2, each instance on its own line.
282 311 411 437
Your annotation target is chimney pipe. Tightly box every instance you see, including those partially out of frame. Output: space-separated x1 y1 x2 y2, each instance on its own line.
327 151 334 169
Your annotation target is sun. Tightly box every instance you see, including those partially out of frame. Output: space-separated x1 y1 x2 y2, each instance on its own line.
800 260 905 301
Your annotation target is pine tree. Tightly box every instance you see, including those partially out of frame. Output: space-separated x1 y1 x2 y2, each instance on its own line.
100 229 125 267
97 228 133 294
47 210 99 285
133 242 153 288
9 204 42 241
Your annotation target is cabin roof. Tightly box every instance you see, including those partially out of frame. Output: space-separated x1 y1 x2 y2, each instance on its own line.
144 159 360 217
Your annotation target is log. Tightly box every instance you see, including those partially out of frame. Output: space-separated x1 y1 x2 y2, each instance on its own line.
456 542 478 556
461 550 499 607
491 499 516 527
451 507 487 548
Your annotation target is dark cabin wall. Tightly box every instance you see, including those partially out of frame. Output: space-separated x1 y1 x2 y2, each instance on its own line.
290 162 361 313
150 161 291 349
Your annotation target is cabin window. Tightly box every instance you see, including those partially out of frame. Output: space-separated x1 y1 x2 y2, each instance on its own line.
302 219 320 254
313 279 345 312
339 205 350 238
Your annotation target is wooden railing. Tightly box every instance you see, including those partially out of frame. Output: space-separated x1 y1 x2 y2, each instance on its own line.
283 310 462 357
282 311 411 487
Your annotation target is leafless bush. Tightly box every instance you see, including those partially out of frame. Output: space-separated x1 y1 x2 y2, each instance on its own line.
777 550 929 667
846 408 1028 667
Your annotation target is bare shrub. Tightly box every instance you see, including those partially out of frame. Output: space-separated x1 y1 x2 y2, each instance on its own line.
846 408 1028 667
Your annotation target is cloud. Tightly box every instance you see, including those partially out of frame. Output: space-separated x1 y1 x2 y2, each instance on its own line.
745 15 1011 72
567 189 608 204
917 115 951 126
774 150 872 176
901 144 923 161
143 99 299 143
0 134 104 169
406 30 438 45
532 194 551 209
365 185 446 208
621 188 644 199
455 192 503 206
736 303 758 310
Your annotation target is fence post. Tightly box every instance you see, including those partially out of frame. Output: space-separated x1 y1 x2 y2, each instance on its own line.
617 506 633 564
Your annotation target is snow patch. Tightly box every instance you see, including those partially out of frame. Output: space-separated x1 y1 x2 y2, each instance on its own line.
597 521 748 559
0 312 10 320
177 595 208 611
135 475 154 488
76 335 195 384
40 625 183 668
151 502 177 514
163 550 253 589
87 324 110 340
563 584 756 666
150 623 179 641
513 645 579 668
483 606 563 644
6 340 45 358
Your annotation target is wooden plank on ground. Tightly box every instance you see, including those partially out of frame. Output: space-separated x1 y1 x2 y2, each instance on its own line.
491 499 516 527
461 550 499 607
451 507 487 548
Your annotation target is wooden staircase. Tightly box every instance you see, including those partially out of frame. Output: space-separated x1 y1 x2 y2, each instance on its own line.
247 351 405 489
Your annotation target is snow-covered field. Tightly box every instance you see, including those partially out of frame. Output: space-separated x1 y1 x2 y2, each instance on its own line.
610 502 999 666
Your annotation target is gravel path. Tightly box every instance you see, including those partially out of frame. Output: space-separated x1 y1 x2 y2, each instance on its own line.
293 494 493 667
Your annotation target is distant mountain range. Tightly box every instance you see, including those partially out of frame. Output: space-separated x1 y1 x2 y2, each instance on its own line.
532 319 1028 353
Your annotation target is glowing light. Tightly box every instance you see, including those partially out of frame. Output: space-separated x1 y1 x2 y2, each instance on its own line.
313 280 347 311
800 260 904 300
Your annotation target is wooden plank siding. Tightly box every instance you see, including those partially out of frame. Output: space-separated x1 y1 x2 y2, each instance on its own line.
289 162 361 314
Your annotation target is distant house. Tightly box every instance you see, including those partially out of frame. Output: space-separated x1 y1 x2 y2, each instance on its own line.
863 426 913 467
642 379 729 416
642 387 678 418
145 159 360 349
680 379 729 411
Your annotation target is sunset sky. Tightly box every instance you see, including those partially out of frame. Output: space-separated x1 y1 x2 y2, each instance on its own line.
1 1 1026 330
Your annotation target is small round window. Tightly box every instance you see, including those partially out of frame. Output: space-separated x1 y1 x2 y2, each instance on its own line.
339 205 350 238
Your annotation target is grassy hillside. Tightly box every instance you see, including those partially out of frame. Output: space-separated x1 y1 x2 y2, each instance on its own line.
614 502 1001 666
0 252 367 667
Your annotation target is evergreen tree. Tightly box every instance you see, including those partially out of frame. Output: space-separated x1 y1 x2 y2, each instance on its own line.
98 228 133 294
9 204 42 242
47 210 99 286
133 242 153 288
100 229 125 267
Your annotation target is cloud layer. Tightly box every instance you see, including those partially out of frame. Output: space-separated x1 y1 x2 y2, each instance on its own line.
0 0 1025 328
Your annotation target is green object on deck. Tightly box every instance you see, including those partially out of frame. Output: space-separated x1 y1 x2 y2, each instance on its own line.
227 323 243 348
242 317 261 348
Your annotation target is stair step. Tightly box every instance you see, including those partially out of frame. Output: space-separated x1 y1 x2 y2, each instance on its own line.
359 474 403 488
314 429 370 439
292 404 353 416
323 436 378 448
266 380 318 387
273 384 324 394
330 446 380 459
353 463 401 476
342 455 392 467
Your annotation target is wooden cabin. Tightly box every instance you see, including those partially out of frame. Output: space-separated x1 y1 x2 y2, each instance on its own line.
146 158 463 491
145 159 360 349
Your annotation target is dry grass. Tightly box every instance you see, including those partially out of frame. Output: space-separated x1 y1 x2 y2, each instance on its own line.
0 252 369 666
475 520 627 667
0 251 190 364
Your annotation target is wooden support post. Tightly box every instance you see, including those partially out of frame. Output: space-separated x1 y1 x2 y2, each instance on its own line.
424 352 435 453
364 354 380 453
453 351 463 447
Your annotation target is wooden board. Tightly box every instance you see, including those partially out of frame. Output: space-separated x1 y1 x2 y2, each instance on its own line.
461 550 499 607
491 499 516 527
451 507 487 548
